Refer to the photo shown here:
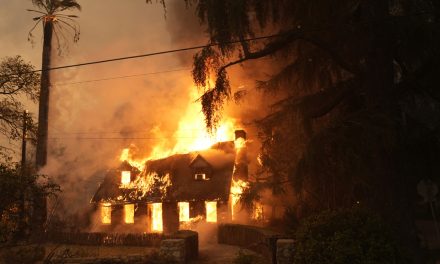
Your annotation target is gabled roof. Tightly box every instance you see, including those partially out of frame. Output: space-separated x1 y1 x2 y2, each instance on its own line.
91 141 236 204
189 155 211 169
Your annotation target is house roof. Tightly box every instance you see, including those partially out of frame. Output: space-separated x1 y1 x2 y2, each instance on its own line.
91 141 236 204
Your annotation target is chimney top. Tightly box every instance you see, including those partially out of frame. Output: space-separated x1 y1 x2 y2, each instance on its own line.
234 130 246 140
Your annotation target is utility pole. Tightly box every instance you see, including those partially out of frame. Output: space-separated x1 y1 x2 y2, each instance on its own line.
16 110 28 239
21 110 28 168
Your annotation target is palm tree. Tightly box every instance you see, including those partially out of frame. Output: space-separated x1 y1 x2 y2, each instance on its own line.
28 0 81 168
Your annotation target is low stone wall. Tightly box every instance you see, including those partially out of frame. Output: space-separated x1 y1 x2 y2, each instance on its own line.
44 232 166 247
43 230 198 263
160 239 186 263
218 224 282 263
172 230 198 261
51 254 151 264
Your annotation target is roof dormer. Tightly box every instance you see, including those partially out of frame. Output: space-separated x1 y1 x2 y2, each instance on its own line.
190 154 212 181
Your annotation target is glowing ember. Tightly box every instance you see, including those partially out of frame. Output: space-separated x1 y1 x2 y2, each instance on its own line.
230 179 249 221
124 204 134 224
121 171 131 185
101 203 111 224
205 201 217 223
149 203 163 232
178 202 190 222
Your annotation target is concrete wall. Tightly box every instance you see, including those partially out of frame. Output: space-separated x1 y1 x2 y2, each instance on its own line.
218 224 282 263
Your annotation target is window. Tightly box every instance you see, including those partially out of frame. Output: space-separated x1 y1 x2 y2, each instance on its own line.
194 173 208 181
124 204 134 224
178 202 190 222
121 171 131 185
148 203 163 232
205 201 217 223
101 204 111 224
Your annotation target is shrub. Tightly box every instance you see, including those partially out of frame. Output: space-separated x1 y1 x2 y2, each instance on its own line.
0 245 45 264
293 207 409 264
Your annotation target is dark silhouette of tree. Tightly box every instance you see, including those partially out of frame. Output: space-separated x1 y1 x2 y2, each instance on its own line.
0 56 39 161
174 0 440 261
27 0 81 168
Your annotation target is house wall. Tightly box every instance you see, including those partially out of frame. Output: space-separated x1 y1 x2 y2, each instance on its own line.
163 202 179 234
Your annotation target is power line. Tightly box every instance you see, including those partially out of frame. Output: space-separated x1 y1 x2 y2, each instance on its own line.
52 67 191 86
2 33 285 80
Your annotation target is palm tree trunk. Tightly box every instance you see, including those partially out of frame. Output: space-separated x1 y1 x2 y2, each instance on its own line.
36 20 53 168
33 19 53 236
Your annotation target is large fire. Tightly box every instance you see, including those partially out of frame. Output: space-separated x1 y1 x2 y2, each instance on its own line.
119 89 236 172
113 88 252 227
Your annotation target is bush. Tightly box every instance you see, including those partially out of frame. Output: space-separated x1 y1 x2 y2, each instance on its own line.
293 207 408 264
0 245 45 264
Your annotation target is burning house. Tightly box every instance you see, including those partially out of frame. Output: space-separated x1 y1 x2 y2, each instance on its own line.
91 130 250 234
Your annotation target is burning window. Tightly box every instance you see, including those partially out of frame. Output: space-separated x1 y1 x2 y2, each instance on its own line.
101 203 111 224
205 201 217 223
124 204 134 224
149 203 163 232
178 202 190 222
194 173 208 181
121 171 131 185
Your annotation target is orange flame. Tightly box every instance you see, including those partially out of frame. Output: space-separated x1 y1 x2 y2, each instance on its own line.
118 89 236 171
230 179 249 221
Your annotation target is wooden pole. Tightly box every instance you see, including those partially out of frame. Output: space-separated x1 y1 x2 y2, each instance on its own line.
16 110 28 239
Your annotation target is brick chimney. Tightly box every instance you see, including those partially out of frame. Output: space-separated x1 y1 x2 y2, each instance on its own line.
234 129 246 140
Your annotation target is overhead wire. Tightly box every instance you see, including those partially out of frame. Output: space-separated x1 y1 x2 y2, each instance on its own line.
52 67 191 86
